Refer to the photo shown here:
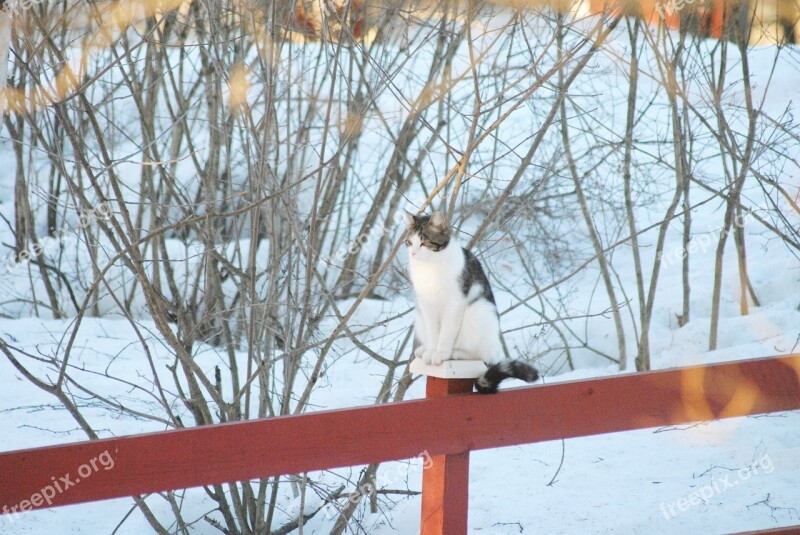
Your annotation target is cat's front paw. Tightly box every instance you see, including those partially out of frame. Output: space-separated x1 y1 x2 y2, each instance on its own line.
429 350 449 366
417 346 450 365
418 347 440 365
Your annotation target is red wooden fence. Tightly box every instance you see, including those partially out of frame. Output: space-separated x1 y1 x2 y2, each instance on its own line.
1 354 799 532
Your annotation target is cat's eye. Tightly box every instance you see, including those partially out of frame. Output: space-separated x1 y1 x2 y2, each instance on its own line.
406 239 412 246
421 240 432 247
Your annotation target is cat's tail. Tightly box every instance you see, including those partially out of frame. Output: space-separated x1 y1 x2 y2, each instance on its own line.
475 360 539 394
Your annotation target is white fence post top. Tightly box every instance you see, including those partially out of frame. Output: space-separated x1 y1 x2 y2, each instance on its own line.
410 358 487 379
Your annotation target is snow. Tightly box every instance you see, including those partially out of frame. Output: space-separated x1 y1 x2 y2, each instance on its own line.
2 303 800 533
2 5 800 535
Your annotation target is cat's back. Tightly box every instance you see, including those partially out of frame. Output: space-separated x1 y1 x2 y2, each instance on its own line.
460 248 496 304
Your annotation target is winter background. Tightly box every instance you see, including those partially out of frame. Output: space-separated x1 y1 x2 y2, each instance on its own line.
1 0 800 533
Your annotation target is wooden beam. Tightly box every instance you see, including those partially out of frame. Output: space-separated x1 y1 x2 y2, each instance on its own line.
1 355 799 514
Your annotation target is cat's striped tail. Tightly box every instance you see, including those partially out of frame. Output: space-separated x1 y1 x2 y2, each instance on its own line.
475 360 539 394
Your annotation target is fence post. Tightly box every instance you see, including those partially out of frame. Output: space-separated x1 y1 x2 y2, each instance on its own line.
410 358 487 535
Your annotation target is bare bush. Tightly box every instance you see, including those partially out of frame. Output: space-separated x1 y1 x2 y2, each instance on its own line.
1 0 800 532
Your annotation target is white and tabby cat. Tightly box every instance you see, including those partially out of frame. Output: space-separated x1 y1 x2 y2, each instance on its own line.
404 210 539 394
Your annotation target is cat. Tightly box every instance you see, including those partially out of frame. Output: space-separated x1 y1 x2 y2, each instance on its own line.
404 210 540 394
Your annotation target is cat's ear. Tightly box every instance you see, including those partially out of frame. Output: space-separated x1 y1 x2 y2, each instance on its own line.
430 210 446 230
402 210 415 227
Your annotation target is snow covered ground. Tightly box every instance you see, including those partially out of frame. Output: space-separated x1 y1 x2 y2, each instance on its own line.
2 315 799 534
2 207 800 533
2 5 800 535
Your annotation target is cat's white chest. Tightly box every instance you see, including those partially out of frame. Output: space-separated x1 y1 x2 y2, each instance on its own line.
409 254 463 302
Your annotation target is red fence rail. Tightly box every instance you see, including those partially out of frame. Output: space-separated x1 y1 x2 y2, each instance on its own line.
1 354 800 530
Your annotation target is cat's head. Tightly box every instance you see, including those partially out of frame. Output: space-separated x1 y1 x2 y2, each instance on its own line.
402 210 451 261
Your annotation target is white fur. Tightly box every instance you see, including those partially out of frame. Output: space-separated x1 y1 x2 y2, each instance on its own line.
406 228 502 366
